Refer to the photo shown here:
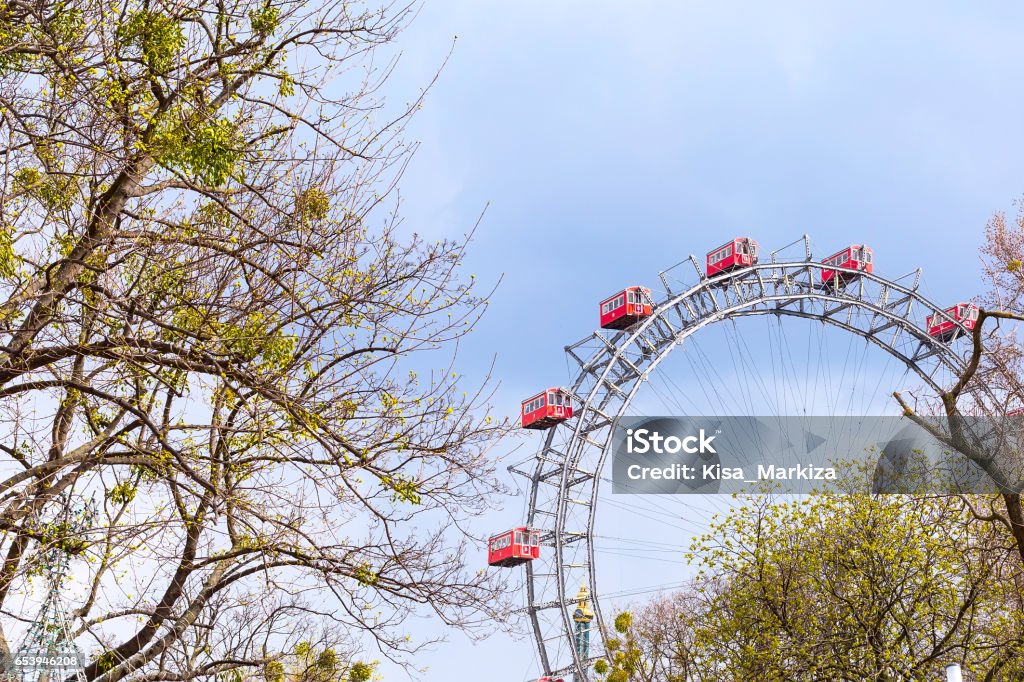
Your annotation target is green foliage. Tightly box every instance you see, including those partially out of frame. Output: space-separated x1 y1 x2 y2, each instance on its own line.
250 5 281 35
219 670 243 682
353 562 378 587
347 661 374 682
278 71 296 97
156 116 243 186
170 307 297 370
602 496 1024 681
95 651 120 673
0 224 17 278
315 648 337 675
288 642 375 682
36 519 89 555
1 1 82 72
117 10 185 75
685 494 1024 680
0 6 29 72
296 187 331 223
264 660 285 682
12 166 38 187
379 474 421 505
596 624 646 682
14 167 76 210
48 4 85 46
129 450 174 483
107 481 137 505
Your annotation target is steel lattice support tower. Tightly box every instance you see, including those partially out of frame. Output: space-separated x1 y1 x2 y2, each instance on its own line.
7 497 94 682
10 577 88 682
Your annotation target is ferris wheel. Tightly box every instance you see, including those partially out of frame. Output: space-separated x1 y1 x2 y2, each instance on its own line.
489 235 981 681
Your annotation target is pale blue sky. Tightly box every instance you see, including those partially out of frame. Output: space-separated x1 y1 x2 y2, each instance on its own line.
370 2 1024 679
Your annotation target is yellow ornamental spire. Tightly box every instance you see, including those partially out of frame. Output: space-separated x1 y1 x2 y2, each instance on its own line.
573 585 593 623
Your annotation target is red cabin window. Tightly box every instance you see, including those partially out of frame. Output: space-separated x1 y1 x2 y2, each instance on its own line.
957 304 978 321
599 286 653 330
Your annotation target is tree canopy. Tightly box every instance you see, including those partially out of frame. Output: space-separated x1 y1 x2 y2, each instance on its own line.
0 0 507 679
599 494 1024 681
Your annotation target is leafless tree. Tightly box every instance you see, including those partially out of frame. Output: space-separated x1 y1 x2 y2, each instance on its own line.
896 199 1024 564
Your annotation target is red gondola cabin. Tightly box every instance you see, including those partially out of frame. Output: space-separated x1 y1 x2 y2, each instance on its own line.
522 388 574 430
706 237 759 278
927 303 978 342
821 245 873 287
600 286 653 330
488 527 540 567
